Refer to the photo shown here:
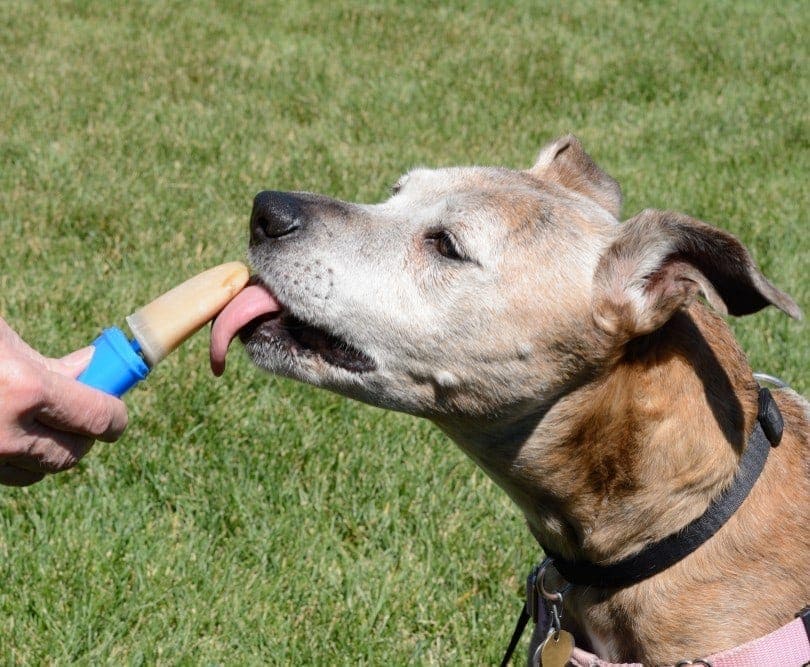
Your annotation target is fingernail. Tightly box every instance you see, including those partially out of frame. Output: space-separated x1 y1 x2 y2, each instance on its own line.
60 346 95 369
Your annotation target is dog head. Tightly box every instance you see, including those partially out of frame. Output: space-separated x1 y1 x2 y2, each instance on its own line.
211 136 800 423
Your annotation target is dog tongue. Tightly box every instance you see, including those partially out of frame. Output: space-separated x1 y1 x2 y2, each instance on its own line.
210 284 280 376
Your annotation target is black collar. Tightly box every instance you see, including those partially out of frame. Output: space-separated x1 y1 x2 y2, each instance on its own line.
544 387 784 589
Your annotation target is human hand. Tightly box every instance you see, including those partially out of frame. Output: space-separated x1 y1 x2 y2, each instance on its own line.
0 317 128 486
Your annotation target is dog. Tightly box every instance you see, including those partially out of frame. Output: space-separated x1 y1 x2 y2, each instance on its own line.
210 135 808 664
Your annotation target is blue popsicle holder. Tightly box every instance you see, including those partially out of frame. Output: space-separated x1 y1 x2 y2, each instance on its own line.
76 327 150 397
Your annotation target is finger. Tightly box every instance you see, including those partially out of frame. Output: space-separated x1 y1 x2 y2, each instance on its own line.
46 346 96 379
35 371 128 442
0 465 46 487
4 424 94 474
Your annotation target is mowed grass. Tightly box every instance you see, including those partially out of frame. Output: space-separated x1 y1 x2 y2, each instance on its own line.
0 1 807 664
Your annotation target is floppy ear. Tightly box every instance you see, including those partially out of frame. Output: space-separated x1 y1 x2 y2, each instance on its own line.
593 209 802 340
528 134 622 218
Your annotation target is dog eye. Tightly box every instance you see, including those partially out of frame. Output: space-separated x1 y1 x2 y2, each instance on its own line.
425 230 464 261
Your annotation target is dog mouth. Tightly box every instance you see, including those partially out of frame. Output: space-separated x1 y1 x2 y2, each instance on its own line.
210 277 375 376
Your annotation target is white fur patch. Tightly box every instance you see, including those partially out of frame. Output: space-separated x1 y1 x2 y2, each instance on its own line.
434 370 459 388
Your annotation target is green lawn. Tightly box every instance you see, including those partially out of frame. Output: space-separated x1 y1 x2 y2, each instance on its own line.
1 1 807 664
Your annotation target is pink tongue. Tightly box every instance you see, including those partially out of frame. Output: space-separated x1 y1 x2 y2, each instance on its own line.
210 284 281 376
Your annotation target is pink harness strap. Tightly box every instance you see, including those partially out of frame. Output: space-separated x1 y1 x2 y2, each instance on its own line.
567 616 810 667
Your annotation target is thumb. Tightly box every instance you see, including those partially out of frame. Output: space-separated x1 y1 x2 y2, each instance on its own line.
47 346 96 379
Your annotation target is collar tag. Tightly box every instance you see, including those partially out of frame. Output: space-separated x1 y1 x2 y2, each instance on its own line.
758 387 784 446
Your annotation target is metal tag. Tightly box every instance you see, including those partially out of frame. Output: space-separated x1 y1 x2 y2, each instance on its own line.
538 629 575 667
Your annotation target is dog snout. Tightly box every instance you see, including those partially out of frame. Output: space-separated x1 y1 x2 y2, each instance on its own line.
250 191 303 243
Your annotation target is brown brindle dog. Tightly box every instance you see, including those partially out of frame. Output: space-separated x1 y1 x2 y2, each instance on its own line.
210 136 808 664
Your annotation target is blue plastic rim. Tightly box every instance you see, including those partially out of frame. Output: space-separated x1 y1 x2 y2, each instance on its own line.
76 327 150 397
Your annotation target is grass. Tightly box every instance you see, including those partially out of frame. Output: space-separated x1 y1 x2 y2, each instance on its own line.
0 0 807 664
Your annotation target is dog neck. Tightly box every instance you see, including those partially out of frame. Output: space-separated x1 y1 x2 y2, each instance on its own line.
437 304 760 565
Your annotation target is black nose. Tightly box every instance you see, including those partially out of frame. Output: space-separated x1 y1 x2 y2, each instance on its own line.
250 191 303 242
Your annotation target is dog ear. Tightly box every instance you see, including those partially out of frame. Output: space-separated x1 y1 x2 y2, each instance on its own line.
593 209 802 340
529 134 622 218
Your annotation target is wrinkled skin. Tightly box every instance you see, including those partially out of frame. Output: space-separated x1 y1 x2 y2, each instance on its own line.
0 317 128 486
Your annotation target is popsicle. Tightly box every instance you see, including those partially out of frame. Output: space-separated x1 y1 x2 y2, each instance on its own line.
77 262 250 396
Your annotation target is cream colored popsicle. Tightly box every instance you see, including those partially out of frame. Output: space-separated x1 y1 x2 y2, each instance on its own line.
126 261 250 367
